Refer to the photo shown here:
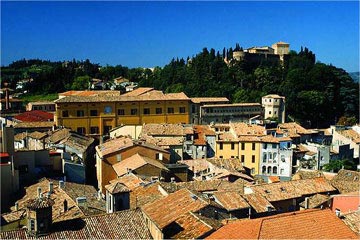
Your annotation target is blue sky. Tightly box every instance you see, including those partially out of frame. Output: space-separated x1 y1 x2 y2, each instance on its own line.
1 1 359 72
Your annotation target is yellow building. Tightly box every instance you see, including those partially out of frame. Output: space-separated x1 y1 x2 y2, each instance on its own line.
54 88 190 136
215 123 265 175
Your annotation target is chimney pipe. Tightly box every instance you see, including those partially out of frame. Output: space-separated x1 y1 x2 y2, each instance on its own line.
304 197 310 209
335 208 341 217
63 199 68 212
170 177 175 183
15 202 18 211
49 182 53 194
37 187 42 198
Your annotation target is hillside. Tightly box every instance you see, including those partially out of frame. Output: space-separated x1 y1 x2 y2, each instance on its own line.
0 45 358 128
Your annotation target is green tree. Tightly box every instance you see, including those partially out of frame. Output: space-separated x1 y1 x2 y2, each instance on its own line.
71 75 91 90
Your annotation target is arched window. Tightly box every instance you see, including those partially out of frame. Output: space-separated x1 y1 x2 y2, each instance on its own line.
273 153 277 162
262 166 266 174
268 153 272 160
267 166 272 174
273 166 278 174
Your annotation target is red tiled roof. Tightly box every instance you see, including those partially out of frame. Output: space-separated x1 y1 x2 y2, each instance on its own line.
170 212 213 239
213 191 250 211
142 188 208 229
14 110 53 122
207 209 358 239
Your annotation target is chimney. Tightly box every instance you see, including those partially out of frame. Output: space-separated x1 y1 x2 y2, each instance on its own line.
49 182 53 194
335 208 341 217
37 187 42 198
170 177 175 183
63 176 67 182
15 202 18 211
63 199 68 212
59 180 65 189
304 197 310 209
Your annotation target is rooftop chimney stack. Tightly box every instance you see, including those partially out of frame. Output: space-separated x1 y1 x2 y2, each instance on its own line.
15 202 19 211
335 208 341 217
37 187 42 198
49 182 53 194
304 197 310 209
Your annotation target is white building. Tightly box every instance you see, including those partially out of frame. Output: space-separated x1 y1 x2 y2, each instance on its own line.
262 94 286 123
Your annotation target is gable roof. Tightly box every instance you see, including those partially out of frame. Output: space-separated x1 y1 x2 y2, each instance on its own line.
330 169 360 193
105 182 130 194
141 123 190 136
112 153 168 177
109 173 145 191
213 191 250 211
207 209 358 239
230 122 266 137
13 121 54 129
0 209 151 239
241 193 275 213
142 188 208 230
341 210 360 235
27 131 48 140
14 110 54 122
249 177 336 202
96 136 168 158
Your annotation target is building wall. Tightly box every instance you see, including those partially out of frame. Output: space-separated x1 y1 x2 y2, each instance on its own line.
63 160 85 184
134 164 167 179
97 145 170 193
216 141 239 159
142 212 164 240
330 195 360 213
26 103 56 112
260 143 292 177
55 100 190 136
110 125 143 139
330 126 359 159
240 142 261 175
206 136 216 158
27 138 45 151
262 96 285 123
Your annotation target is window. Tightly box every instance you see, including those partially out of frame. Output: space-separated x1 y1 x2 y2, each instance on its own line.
241 143 245 150
90 127 99 134
262 166 266 174
269 111 272 114
263 153 267 162
62 110 69 117
156 153 163 160
90 110 98 116
167 107 174 114
192 105 196 113
241 155 245 163
77 127 86 135
131 109 138 115
251 168 255 174
273 153 277 162
272 144 277 149
273 166 278 174
104 106 112 114
252 143 256 150
281 155 285 162
252 155 255 163
219 156 223 159
156 108 162 114
263 143 267 149
77 110 85 117
219 142 223 150
231 143 235 150
179 107 186 113
280 168 284 174
118 109 125 115
268 152 272 160
143 108 150 115
116 154 122 162
30 219 35 231
267 166 272 174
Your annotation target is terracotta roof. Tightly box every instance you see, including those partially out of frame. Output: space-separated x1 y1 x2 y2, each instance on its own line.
55 89 190 103
142 188 208 230
109 173 145 191
122 87 154 96
217 132 238 141
63 133 94 152
341 210 360 235
14 132 27 141
46 128 71 144
292 169 336 181
14 110 54 122
169 211 213 239
242 193 275 213
141 123 190 136
26 197 55 209
268 176 280 183
1 209 26 224
250 177 336 202
278 122 313 135
194 125 216 146
213 191 250 211
160 180 225 194
112 153 168 177
230 122 266 137
105 182 130 194
27 101 55 106
330 169 360 193
207 209 358 239
27 131 48 140
259 135 279 143
0 209 151 239
13 121 54 129
299 194 329 209
178 159 210 174
96 136 168 158
141 135 184 148
191 97 229 104
338 129 360 143
130 181 164 209
206 158 247 174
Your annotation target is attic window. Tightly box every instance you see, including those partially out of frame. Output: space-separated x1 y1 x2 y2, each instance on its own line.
265 190 270 194
280 187 286 192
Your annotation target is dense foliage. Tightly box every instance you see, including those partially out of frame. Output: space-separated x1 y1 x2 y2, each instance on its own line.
1 45 358 128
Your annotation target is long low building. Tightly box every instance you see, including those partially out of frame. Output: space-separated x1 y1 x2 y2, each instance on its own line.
54 88 191 136
200 103 263 124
